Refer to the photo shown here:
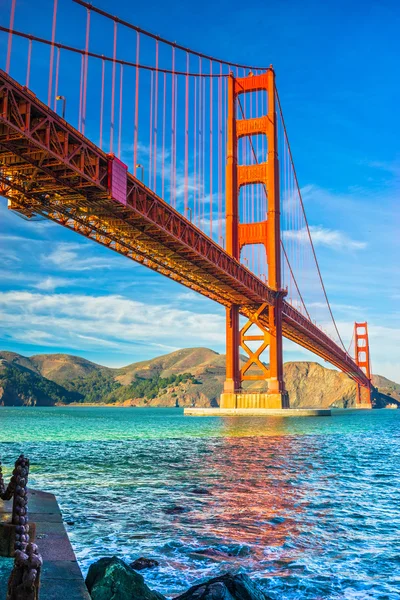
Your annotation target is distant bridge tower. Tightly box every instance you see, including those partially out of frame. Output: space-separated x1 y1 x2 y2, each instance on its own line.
354 322 373 409
221 69 289 410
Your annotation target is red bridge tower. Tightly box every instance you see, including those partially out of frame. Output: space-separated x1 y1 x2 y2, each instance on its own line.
221 69 289 410
354 322 373 408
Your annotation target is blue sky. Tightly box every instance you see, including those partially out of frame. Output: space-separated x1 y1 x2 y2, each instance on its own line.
0 0 399 380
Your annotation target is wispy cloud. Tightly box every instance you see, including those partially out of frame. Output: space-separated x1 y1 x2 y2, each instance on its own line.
42 242 131 272
0 291 225 355
300 183 394 220
283 225 367 251
34 277 71 291
361 159 400 179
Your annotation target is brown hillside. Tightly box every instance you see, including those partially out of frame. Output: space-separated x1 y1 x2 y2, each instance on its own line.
372 374 400 403
29 354 111 384
0 351 41 374
116 347 219 385
0 348 398 408
283 362 355 408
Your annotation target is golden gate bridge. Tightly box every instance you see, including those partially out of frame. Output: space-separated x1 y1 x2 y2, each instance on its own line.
0 0 373 410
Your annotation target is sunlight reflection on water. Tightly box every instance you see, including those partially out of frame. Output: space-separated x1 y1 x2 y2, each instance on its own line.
1 407 399 599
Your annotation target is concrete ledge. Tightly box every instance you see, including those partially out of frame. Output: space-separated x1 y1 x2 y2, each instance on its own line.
184 407 332 417
0 489 90 600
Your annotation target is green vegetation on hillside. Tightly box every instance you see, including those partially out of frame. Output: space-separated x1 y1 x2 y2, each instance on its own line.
1 348 399 409
0 364 82 405
106 372 198 404
62 371 199 404
65 371 121 404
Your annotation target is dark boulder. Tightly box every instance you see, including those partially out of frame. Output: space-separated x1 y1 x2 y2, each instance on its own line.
189 488 212 495
175 573 272 600
164 505 187 514
130 556 159 570
86 556 165 600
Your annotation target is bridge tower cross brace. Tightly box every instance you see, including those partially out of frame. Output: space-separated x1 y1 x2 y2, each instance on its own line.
354 322 373 409
221 69 289 410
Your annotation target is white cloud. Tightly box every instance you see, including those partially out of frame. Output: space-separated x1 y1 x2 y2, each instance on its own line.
283 225 366 251
175 291 201 302
300 183 394 220
34 277 71 291
1 250 21 265
42 242 131 272
362 159 400 179
0 234 42 243
0 291 225 355
0 271 37 284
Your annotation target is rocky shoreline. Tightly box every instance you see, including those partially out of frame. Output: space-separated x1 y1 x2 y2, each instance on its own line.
86 556 272 600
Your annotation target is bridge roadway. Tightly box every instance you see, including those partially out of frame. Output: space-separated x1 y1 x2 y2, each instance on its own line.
0 69 370 389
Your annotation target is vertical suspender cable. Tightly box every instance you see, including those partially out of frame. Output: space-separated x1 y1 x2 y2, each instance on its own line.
198 58 202 225
6 0 16 74
202 71 206 225
26 38 32 88
47 0 58 106
99 58 105 150
110 20 117 153
209 59 213 238
149 70 153 186
117 64 123 159
283 122 288 298
218 62 222 245
54 47 60 111
184 52 189 217
153 41 159 192
82 8 90 135
162 71 166 198
193 74 197 223
133 32 140 175
78 54 84 131
173 65 178 207
276 90 347 349
222 69 226 247
170 46 175 206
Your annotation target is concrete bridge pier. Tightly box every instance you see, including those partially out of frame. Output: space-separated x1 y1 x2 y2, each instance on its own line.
220 390 289 410
356 384 373 409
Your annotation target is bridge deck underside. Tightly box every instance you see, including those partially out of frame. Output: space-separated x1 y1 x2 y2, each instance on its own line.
0 70 370 388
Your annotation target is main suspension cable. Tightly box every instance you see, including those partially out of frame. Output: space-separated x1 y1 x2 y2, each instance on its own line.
73 0 269 71
275 87 348 354
237 96 310 319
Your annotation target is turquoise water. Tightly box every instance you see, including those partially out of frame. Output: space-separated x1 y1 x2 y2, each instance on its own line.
0 407 399 599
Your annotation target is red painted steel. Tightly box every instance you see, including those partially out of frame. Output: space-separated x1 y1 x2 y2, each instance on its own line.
354 322 372 406
108 155 128 205
0 69 372 393
224 71 286 397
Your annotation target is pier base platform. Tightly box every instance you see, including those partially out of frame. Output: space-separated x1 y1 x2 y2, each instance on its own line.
184 407 331 417
220 391 290 410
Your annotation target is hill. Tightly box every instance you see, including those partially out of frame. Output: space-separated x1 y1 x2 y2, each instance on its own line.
371 374 400 404
0 357 82 406
0 348 398 408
